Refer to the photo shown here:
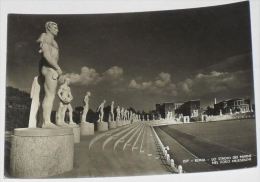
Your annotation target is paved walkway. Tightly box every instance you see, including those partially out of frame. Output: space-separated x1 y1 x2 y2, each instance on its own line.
55 122 171 178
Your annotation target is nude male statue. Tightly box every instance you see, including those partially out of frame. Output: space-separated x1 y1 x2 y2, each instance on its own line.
124 110 128 120
37 21 62 128
120 107 125 120
97 100 106 122
109 101 115 122
116 106 121 121
81 91 91 123
56 78 76 126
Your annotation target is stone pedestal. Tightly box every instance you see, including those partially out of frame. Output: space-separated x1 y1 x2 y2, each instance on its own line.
121 121 125 126
69 124 80 143
10 128 74 178
96 122 108 132
116 121 122 127
108 121 117 129
80 122 94 136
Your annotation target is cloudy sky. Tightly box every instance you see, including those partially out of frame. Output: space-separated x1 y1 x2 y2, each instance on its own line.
6 1 254 111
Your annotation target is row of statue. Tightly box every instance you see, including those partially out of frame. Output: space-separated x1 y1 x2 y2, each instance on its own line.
55 77 143 125
28 21 154 129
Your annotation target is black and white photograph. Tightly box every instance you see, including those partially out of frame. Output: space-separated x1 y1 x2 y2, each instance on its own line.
1 0 260 181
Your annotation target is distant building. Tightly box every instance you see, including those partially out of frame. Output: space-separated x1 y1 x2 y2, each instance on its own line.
175 100 201 118
156 102 183 119
214 98 251 114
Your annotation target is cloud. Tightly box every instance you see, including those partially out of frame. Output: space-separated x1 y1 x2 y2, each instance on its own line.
103 66 124 81
178 70 252 96
64 66 124 86
155 72 171 87
129 72 177 96
199 53 252 73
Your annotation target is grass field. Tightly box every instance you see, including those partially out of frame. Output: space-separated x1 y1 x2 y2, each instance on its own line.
155 119 257 172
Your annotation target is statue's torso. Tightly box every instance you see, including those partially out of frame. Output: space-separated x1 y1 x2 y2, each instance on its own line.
39 33 59 68
59 85 72 103
49 40 59 62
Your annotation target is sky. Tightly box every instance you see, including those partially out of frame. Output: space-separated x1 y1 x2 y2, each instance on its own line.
6 1 254 112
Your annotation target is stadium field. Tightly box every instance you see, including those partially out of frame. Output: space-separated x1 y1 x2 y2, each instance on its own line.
154 119 257 172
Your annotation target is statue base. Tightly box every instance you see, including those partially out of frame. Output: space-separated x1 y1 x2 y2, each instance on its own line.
108 121 117 129
69 124 80 143
96 122 108 132
80 122 94 136
116 121 122 127
10 128 74 178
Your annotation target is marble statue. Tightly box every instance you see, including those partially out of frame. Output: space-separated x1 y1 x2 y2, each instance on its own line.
110 101 115 122
28 76 41 128
81 91 91 123
29 21 62 128
121 107 125 120
129 111 133 121
56 78 76 126
97 100 106 122
116 106 121 121
124 110 128 120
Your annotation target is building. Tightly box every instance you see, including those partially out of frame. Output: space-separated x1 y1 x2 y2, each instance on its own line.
156 102 183 119
175 100 201 118
214 98 251 114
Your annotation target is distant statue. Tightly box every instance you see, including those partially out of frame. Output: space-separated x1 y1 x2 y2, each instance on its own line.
147 114 149 121
120 107 125 120
116 106 121 121
81 91 91 123
124 110 128 120
109 101 115 122
97 100 106 122
56 78 76 126
129 111 133 121
29 21 62 128
28 76 41 128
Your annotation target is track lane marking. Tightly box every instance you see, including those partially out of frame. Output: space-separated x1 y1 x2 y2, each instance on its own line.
102 123 140 150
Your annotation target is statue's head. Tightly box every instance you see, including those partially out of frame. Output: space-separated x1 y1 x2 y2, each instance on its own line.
103 100 106 103
45 21 59 36
112 101 114 104
86 91 91 96
64 77 70 85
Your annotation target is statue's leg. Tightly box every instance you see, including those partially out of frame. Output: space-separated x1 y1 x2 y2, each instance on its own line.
61 105 67 123
99 113 101 122
56 102 62 124
112 113 114 122
42 69 58 128
101 112 104 122
81 107 87 122
68 104 76 125
57 104 70 127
